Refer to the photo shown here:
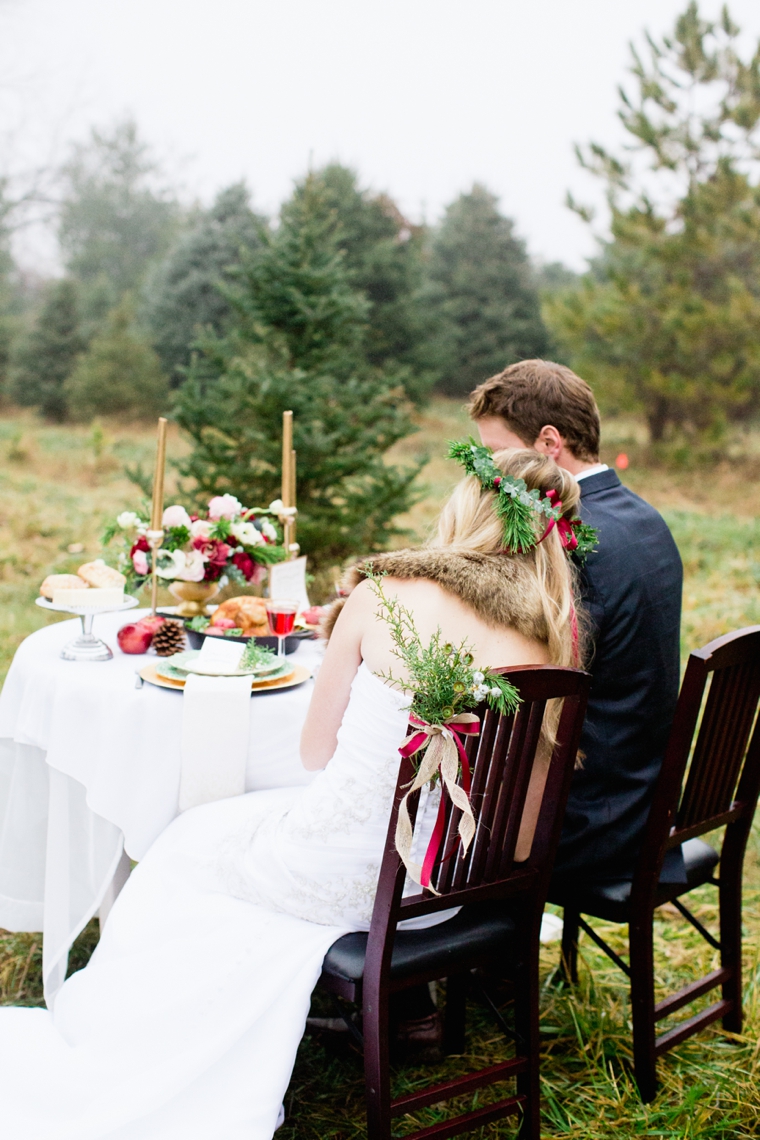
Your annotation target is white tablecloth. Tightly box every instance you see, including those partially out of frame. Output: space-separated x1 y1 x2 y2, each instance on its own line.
0 610 321 1003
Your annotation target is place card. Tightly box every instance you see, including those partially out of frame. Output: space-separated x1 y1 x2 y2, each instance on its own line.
268 555 310 612
197 636 245 670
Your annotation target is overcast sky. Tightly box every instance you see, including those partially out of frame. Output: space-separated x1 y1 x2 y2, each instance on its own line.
3 0 760 273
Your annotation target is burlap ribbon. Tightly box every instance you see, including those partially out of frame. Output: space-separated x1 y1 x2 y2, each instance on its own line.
395 712 480 892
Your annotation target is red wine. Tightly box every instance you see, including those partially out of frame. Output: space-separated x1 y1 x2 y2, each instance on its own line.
267 608 296 637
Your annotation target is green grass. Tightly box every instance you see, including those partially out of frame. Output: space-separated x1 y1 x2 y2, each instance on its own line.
0 403 759 1136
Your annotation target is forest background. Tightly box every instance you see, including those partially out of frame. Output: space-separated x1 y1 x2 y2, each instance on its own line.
0 4 759 1137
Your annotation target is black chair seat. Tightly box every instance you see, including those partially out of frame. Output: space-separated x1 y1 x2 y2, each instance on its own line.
549 838 719 924
322 904 517 987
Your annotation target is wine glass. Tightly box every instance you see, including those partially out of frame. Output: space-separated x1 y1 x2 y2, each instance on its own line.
265 598 298 660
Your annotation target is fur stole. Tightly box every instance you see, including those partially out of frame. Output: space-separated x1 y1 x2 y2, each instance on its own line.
319 548 549 645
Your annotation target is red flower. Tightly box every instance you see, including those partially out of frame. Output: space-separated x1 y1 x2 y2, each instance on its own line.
232 551 255 581
129 536 150 558
192 537 231 581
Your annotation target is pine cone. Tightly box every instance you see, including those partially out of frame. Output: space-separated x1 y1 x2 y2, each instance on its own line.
152 619 187 657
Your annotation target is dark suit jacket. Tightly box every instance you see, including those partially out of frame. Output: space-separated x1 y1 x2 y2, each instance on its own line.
555 469 683 881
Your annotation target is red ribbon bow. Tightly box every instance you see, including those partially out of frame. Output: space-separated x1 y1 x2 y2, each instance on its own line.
538 489 578 552
398 713 480 889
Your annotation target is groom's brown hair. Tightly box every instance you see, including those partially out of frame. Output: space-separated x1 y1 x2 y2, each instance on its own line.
469 359 600 462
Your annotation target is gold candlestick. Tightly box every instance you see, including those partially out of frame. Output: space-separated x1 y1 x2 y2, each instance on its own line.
149 417 168 615
281 411 298 558
289 447 299 559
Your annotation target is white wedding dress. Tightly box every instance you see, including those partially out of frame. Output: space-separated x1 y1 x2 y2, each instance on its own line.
0 664 446 1140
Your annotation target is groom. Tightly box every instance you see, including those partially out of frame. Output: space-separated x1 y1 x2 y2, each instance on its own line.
469 359 683 885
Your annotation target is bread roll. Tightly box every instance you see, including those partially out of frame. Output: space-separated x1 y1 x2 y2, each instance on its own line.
40 574 86 599
77 560 126 589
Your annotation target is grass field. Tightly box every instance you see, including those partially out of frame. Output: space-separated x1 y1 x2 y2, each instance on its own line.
0 401 759 1137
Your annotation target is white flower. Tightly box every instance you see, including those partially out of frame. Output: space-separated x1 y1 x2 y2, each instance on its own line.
190 519 213 540
162 504 192 530
472 671 485 685
178 549 206 582
230 521 263 546
117 511 142 529
489 686 501 698
268 499 296 518
261 519 278 542
208 494 243 521
472 684 489 701
155 549 187 580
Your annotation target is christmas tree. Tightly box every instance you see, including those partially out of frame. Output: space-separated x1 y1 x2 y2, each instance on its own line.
174 174 421 567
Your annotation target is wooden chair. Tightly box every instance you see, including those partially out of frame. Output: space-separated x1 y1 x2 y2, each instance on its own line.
551 626 760 1103
318 665 590 1140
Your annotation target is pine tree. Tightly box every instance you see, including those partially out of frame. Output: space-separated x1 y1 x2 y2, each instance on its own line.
9 279 84 420
545 3 760 442
65 296 168 420
424 185 549 396
142 183 264 385
59 120 181 330
301 164 433 400
0 240 16 400
174 174 421 567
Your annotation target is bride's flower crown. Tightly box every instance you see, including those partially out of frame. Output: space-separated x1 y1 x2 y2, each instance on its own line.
448 440 598 562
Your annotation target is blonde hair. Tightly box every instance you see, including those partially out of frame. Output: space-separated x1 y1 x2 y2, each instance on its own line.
431 447 584 670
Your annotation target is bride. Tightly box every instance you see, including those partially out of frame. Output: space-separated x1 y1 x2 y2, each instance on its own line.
0 446 584 1140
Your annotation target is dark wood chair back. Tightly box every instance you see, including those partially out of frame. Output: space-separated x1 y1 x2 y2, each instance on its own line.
372 665 590 940
633 626 760 905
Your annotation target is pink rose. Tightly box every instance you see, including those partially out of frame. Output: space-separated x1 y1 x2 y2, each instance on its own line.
132 550 149 576
162 504 192 530
208 494 243 521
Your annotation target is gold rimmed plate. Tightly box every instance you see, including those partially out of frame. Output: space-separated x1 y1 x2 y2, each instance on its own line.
138 663 311 694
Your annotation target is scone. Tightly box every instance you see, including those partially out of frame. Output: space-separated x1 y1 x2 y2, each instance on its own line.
40 574 87 599
77 560 126 589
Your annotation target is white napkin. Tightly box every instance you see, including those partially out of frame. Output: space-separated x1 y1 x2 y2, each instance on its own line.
179 639 252 812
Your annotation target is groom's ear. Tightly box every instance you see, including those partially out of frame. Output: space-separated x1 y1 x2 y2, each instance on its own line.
533 425 564 459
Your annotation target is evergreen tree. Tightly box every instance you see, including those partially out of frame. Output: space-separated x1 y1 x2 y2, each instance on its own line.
424 185 549 396
545 3 760 442
59 120 181 330
142 183 264 385
9 279 84 419
174 174 421 567
65 296 168 421
0 239 16 399
301 164 433 400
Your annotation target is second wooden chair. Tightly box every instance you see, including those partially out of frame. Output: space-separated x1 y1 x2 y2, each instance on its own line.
550 626 760 1103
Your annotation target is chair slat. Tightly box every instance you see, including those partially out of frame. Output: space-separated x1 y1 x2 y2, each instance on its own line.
678 660 760 829
483 703 534 882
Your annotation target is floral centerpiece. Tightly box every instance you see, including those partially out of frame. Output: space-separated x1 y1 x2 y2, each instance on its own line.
366 570 521 891
103 494 288 593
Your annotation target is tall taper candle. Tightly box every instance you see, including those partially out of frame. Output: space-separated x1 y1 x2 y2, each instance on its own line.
282 411 293 507
289 447 298 558
150 418 168 530
149 417 168 614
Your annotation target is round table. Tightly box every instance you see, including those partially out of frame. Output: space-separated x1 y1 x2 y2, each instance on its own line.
0 610 322 1003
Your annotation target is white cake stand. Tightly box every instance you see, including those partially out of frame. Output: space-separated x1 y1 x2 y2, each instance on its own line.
36 595 140 661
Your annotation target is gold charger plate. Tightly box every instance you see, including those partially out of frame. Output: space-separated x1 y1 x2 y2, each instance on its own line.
139 663 311 693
